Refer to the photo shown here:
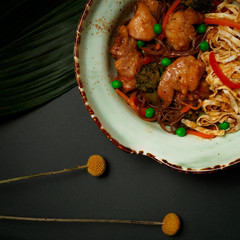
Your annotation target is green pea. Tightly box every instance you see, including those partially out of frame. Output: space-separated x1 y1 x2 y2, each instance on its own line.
153 24 162 35
218 122 230 130
176 127 186 137
200 41 209 51
197 24 206 34
112 80 122 89
145 108 155 118
161 58 172 67
137 40 145 48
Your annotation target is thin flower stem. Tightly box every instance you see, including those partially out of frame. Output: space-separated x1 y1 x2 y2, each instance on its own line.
0 165 88 184
0 215 163 226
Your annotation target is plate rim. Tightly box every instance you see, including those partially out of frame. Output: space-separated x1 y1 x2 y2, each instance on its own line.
73 0 240 174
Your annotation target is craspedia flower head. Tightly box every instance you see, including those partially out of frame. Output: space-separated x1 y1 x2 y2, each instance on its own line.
87 155 106 177
162 213 180 236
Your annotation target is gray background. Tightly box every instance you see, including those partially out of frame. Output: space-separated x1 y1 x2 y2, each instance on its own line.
1 87 240 240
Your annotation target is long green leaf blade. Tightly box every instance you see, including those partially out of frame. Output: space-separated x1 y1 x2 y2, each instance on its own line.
0 0 88 116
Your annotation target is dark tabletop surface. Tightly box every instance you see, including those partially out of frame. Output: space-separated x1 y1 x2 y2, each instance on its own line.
1 87 240 240
1 0 240 239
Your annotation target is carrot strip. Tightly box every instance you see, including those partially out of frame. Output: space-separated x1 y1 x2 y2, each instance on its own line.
155 42 161 50
155 33 166 49
162 0 181 30
186 130 216 139
187 94 193 101
129 92 150 117
129 91 138 111
115 89 156 120
204 18 240 30
115 89 139 113
179 100 203 111
156 0 181 46
180 106 191 113
115 89 130 104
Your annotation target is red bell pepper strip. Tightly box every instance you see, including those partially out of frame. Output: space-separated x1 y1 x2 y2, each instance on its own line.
209 52 240 89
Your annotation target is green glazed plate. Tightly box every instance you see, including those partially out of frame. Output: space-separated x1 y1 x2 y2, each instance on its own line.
74 0 240 173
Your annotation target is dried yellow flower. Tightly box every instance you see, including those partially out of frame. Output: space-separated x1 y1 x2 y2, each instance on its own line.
87 155 106 177
162 213 180 236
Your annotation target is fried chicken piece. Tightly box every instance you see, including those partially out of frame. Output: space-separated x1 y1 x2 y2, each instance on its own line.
110 25 136 59
140 0 162 21
110 25 141 92
165 8 204 51
127 2 157 42
158 56 205 108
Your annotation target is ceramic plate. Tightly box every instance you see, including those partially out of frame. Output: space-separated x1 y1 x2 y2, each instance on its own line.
74 0 240 173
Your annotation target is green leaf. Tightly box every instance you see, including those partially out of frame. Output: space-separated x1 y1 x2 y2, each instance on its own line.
0 0 88 116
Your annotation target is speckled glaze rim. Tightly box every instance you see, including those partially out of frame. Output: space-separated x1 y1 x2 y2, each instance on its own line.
74 0 240 174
